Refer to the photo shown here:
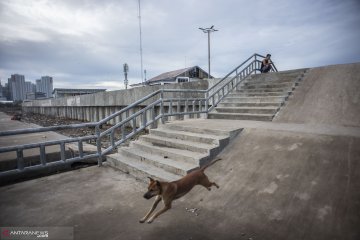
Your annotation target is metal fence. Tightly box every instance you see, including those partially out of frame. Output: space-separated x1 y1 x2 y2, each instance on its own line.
0 53 277 178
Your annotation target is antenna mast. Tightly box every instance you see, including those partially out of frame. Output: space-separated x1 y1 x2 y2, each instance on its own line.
138 0 144 84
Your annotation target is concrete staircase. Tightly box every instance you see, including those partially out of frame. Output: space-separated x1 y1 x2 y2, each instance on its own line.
208 69 308 121
107 69 308 181
106 123 241 181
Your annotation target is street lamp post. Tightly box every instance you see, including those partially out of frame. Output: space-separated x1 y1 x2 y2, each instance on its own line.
199 25 218 79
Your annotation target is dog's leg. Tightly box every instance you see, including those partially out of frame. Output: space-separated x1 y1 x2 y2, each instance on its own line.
139 195 161 223
204 182 219 191
146 202 172 224
200 175 220 191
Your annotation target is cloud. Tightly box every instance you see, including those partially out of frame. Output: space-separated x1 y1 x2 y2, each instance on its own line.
0 0 359 90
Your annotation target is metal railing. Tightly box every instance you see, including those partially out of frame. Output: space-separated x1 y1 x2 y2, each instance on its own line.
0 53 277 179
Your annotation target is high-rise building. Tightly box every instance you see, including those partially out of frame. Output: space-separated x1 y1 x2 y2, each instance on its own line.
31 83 36 93
8 74 26 101
25 81 33 93
0 80 5 100
36 76 53 98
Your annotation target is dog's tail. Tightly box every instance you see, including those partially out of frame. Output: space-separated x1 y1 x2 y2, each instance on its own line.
200 158 222 171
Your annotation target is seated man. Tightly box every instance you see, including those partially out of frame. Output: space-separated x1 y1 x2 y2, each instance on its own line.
260 54 272 73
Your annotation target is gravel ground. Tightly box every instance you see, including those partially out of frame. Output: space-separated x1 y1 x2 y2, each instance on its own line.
1 107 146 149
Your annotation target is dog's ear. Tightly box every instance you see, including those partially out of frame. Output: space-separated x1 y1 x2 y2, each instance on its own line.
147 177 154 182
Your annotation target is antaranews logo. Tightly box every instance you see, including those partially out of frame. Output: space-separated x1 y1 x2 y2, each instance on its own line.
1 228 49 239
1 227 73 240
1 229 10 237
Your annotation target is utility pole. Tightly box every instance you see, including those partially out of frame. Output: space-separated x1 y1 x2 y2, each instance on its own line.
199 25 218 79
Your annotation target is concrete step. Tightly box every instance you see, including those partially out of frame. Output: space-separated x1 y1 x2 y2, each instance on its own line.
214 106 279 114
250 69 306 82
243 82 296 89
217 102 281 108
106 154 182 182
118 147 198 176
228 92 289 97
139 134 216 154
131 141 205 164
149 128 225 145
246 76 299 84
236 86 294 93
208 112 274 121
221 96 287 103
159 124 233 138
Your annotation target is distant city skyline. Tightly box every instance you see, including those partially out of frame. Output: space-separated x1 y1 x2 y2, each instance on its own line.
0 74 54 101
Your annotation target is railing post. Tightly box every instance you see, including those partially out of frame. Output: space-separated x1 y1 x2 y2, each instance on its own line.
40 145 46 166
95 125 102 166
169 100 173 121
184 100 189 119
142 110 147 128
205 91 209 118
17 148 24 171
60 142 66 161
177 100 181 120
78 140 84 158
151 105 156 129
132 118 136 133
160 90 165 124
121 124 126 141
255 55 257 71
110 130 115 148
236 69 239 84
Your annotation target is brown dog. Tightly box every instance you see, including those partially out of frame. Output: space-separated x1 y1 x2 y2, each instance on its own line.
139 158 221 223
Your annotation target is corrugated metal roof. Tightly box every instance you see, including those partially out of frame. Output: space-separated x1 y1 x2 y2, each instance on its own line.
147 66 195 83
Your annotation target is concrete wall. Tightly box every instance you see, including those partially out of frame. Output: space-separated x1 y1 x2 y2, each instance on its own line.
22 80 217 125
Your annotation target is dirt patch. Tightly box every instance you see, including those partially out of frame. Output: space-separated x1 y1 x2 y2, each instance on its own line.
1 106 147 149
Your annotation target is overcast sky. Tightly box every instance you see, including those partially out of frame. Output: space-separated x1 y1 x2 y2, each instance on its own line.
0 0 359 91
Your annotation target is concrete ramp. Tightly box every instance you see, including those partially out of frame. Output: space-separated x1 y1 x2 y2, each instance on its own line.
182 126 360 239
275 63 360 127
